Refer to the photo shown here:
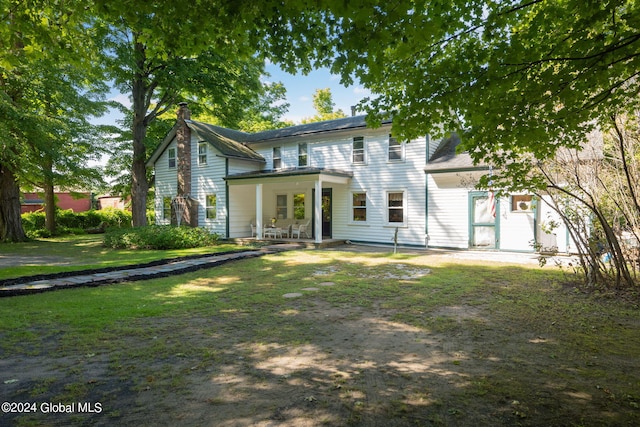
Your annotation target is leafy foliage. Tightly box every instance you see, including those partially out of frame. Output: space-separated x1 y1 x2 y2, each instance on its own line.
301 88 347 123
103 225 219 250
21 208 133 238
324 0 640 188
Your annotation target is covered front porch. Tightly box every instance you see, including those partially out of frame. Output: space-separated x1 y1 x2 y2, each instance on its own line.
225 168 353 245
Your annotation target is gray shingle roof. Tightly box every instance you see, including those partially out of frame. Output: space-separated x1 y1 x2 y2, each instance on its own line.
425 134 488 173
245 115 392 143
186 121 263 161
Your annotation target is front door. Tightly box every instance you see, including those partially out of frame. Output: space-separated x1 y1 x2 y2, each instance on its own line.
322 188 332 238
469 192 499 249
312 188 332 238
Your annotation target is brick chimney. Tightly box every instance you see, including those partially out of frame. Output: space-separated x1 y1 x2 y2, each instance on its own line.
176 102 191 196
173 102 198 227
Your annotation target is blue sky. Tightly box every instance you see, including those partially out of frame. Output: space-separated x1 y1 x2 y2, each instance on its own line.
263 63 371 123
99 64 371 128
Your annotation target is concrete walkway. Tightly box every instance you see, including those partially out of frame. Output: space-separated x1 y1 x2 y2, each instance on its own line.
0 243 303 297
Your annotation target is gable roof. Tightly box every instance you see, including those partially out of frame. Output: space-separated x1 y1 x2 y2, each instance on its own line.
146 120 264 167
245 115 392 143
424 134 488 173
186 121 264 161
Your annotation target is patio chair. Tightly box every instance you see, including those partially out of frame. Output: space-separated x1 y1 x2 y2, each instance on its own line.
250 223 257 238
291 220 310 239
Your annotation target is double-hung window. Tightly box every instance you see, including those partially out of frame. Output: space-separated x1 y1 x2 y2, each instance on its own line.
198 142 207 165
162 197 172 220
352 136 365 164
168 148 176 168
273 147 282 169
276 194 287 219
298 143 308 167
352 192 367 222
387 191 405 224
206 194 217 219
388 135 404 161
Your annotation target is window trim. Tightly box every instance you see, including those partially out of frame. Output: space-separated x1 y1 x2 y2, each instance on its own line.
298 143 308 167
276 194 288 219
162 196 172 221
273 147 282 170
198 142 208 165
205 194 217 220
352 136 366 164
386 190 407 226
388 134 405 162
168 148 176 169
293 193 306 220
350 191 368 224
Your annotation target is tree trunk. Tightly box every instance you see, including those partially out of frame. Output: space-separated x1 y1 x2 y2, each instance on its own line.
130 40 150 227
0 163 27 242
43 155 56 234
44 182 55 234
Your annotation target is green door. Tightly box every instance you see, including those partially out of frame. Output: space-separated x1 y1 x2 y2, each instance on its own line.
469 192 499 249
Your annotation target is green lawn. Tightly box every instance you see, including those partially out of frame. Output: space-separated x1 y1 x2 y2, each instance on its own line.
0 234 246 280
1 242 639 426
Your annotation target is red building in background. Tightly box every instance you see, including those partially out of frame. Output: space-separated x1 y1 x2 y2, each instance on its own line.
21 192 92 214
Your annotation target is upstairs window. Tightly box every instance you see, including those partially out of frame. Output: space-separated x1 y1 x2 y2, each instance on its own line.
168 148 176 168
298 143 308 167
198 142 207 165
388 135 404 161
273 147 282 169
352 136 365 164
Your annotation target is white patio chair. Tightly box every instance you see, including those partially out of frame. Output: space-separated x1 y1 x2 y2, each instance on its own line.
291 220 310 239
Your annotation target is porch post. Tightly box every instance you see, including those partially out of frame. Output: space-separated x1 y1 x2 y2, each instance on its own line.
256 183 263 239
314 178 322 244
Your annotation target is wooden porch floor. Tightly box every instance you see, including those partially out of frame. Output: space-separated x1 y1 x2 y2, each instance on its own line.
229 237 346 249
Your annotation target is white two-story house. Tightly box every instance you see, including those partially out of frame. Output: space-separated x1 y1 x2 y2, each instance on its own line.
147 103 573 252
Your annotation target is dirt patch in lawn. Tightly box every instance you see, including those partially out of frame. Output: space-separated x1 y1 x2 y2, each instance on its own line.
1 254 639 426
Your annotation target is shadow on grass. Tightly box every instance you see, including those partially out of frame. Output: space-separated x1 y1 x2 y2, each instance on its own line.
1 251 639 426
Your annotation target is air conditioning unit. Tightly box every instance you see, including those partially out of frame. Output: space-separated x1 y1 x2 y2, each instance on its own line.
517 200 531 211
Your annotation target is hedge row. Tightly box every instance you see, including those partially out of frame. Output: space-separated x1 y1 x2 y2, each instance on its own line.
21 208 134 238
103 225 219 250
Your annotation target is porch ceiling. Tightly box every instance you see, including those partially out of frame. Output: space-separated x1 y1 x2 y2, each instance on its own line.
225 167 353 185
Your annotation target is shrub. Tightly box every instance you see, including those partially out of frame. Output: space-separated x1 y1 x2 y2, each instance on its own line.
21 208 133 238
103 225 219 250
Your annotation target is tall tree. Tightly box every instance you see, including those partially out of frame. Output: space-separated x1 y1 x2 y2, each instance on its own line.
0 1 105 241
324 0 640 184
301 88 347 124
92 0 345 226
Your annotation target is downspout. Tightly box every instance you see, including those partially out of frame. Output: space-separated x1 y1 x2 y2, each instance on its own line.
425 134 430 248
225 158 230 239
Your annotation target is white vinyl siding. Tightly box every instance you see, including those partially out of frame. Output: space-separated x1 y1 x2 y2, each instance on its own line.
154 138 178 225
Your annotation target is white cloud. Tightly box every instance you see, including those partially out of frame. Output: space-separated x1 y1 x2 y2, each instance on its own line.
353 86 371 96
109 93 132 108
